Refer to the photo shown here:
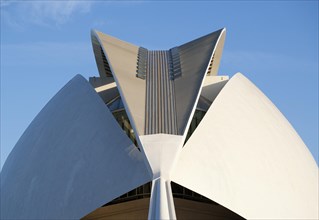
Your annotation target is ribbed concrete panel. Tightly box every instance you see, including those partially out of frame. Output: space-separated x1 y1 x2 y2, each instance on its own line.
0 75 151 219
92 30 146 136
145 51 177 135
92 29 226 137
175 28 225 135
172 73 318 219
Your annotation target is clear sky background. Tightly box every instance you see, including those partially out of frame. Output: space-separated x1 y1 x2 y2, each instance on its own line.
1 1 318 169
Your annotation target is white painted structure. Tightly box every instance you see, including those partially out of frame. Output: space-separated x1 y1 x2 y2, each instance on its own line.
172 73 319 219
1 28 318 220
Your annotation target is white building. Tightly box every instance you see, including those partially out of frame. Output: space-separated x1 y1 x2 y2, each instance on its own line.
1 28 318 220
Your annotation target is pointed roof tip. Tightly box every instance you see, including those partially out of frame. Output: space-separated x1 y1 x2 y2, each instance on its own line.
91 29 99 40
74 74 85 80
210 27 225 38
90 29 98 35
221 27 226 34
218 28 226 40
235 72 243 75
178 27 226 49
232 72 245 80
212 27 226 33
214 27 226 37
91 29 109 38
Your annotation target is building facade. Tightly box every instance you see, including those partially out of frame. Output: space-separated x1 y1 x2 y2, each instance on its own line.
1 28 318 219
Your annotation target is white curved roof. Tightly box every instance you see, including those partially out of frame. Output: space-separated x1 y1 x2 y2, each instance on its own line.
171 73 318 219
1 28 317 220
0 75 151 219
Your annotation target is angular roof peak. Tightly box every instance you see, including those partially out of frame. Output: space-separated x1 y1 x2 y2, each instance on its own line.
91 28 226 139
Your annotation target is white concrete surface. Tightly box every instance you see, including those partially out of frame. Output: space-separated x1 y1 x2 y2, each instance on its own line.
140 134 183 219
140 134 183 179
2 27 318 220
92 30 146 137
201 75 229 103
174 28 226 135
0 75 151 219
94 82 116 93
148 177 176 220
172 73 319 219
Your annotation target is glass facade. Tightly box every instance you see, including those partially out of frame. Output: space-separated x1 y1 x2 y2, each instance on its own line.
106 96 138 148
184 109 206 144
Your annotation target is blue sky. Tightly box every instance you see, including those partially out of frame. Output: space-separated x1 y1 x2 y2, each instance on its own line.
1 1 318 168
